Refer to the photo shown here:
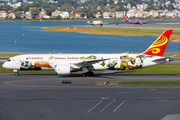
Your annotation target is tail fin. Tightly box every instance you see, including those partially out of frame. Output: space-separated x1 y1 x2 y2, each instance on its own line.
123 15 130 23
143 29 173 57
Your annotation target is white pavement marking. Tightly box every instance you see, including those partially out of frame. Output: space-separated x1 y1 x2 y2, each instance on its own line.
88 101 102 112
113 99 135 112
100 99 116 112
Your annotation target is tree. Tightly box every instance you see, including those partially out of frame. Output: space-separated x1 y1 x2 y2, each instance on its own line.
45 8 55 16
80 12 86 19
30 8 39 19
41 4 50 9
168 4 174 11
9 0 14 4
144 7 158 12
87 9 94 18
15 11 22 19
60 3 73 13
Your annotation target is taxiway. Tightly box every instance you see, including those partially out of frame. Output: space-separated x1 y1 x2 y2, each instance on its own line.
0 74 180 120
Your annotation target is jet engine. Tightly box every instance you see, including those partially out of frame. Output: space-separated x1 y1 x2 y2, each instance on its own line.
54 64 71 75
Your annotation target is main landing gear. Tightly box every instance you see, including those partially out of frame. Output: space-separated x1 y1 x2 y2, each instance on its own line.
82 72 94 77
13 70 19 76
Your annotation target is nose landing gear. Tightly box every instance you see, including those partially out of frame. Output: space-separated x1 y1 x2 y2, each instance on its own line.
13 70 19 76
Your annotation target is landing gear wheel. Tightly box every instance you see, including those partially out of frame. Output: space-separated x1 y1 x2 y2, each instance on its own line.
89 72 94 76
82 72 94 77
15 73 19 76
82 73 86 77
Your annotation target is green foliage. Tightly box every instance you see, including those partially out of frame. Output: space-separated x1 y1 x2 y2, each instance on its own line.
30 8 39 19
45 8 55 16
168 4 174 11
144 7 158 11
60 3 74 13
15 10 22 19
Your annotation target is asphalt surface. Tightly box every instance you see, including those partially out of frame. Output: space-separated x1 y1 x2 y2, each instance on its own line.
1 73 180 120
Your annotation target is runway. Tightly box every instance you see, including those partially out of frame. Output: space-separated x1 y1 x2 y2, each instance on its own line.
0 74 180 120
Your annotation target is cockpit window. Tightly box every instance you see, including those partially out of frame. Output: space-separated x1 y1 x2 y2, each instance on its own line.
7 59 11 62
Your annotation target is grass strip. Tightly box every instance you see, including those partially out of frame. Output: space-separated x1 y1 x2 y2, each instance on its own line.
42 26 180 42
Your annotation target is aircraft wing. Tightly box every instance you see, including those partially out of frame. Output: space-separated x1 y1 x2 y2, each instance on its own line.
138 20 148 24
74 58 110 66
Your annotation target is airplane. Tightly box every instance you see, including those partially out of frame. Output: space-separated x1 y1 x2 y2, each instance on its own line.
88 16 103 26
124 15 148 25
3 29 173 76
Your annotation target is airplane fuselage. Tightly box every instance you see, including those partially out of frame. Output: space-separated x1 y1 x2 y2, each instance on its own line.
3 53 169 72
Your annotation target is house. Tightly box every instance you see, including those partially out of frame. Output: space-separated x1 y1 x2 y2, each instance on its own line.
74 11 81 18
0 11 7 19
94 12 101 18
126 9 135 18
135 10 143 18
157 10 165 18
127 4 131 9
61 11 69 19
51 10 69 19
113 0 118 4
149 10 159 18
172 10 180 18
111 11 116 18
10 2 22 8
25 11 32 19
142 11 149 18
39 9 46 18
51 10 60 18
0 3 4 6
116 11 125 18
43 14 50 19
8 12 15 19
103 12 111 19
27 1 33 4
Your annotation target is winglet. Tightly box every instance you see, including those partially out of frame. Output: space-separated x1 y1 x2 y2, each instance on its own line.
143 29 173 57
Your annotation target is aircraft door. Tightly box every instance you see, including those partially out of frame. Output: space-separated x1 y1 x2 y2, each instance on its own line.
16 57 21 64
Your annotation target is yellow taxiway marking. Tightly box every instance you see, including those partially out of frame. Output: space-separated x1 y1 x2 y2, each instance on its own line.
158 100 167 101
148 89 156 90
75 92 90 93
116 92 132 93
34 92 49 93
42 101 55 120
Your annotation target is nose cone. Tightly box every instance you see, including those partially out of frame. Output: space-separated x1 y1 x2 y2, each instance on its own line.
2 62 9 69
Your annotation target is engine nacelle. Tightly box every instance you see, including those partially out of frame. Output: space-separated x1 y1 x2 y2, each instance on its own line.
54 64 71 75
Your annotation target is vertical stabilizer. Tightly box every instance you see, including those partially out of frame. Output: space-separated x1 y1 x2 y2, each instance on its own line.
143 29 173 57
123 15 130 23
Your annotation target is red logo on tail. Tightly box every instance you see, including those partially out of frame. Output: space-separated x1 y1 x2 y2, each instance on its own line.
143 29 173 57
